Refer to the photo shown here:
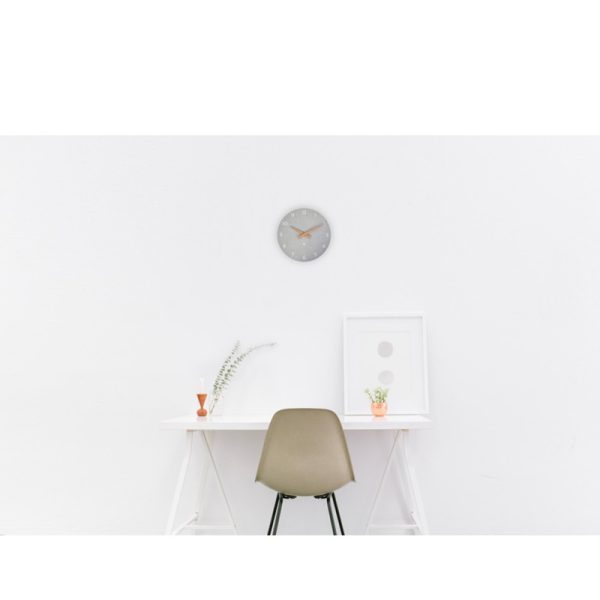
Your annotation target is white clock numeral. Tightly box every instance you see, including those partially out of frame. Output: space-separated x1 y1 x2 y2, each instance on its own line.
313 252 317 257
282 243 286 248
282 221 288 226
302 209 307 215
291 213 295 218
322 244 326 248
302 255 306 260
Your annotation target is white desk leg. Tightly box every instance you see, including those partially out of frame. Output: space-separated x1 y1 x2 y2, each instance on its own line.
192 431 212 526
399 429 429 535
200 431 237 534
365 431 400 534
165 430 194 535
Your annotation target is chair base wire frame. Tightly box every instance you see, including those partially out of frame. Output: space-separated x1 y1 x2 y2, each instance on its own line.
267 492 345 535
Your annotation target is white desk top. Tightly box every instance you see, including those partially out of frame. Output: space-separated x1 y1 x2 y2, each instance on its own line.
161 414 432 431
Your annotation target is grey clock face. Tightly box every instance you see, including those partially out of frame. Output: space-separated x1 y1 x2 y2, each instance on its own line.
277 208 331 262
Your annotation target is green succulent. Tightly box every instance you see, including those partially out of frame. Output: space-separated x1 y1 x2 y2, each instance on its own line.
364 386 389 404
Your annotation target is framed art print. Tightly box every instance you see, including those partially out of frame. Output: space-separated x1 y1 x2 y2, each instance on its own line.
343 313 429 416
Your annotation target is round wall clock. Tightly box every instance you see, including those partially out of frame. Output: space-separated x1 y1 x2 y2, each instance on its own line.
277 208 331 261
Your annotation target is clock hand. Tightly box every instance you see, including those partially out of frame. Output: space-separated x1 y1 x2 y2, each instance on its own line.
302 223 323 236
290 224 314 239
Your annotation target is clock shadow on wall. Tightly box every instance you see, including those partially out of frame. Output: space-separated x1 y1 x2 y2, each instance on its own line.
276 207 331 262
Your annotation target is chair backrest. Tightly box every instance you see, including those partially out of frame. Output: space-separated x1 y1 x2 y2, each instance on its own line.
255 408 355 497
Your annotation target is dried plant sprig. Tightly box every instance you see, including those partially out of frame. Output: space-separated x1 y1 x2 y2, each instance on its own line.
210 341 276 414
214 341 240 388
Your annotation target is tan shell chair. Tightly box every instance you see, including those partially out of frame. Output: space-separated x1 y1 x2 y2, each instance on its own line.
255 408 355 535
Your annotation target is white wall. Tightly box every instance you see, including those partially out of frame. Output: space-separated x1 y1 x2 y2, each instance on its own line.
1 137 600 534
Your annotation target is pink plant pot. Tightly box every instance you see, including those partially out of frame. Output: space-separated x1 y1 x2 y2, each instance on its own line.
371 401 388 417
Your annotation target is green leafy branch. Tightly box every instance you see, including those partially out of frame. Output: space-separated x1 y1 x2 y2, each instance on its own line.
210 340 276 414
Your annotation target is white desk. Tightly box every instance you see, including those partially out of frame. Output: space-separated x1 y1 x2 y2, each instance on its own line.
161 414 432 535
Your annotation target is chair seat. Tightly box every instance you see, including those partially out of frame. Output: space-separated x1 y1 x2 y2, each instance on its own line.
255 408 355 496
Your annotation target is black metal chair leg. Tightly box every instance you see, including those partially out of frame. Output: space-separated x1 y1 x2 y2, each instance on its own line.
272 493 284 535
267 493 280 535
331 492 345 535
326 494 337 535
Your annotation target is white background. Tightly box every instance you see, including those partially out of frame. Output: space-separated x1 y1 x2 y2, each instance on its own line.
2 1 600 135
2 136 600 534
2 2 600 598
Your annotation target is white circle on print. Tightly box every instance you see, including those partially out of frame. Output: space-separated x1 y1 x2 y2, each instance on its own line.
276 207 331 262
377 341 394 358
378 370 394 385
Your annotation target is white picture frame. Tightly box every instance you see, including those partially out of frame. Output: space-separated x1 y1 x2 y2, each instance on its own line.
343 312 429 416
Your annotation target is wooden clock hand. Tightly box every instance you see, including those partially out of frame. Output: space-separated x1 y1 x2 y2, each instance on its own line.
302 223 323 236
290 225 305 236
290 225 315 239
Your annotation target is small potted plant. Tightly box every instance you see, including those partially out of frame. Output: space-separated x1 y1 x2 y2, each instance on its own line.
364 386 389 417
